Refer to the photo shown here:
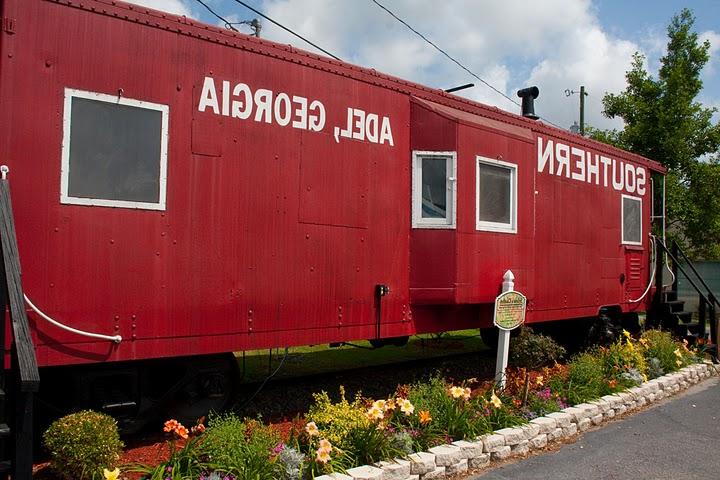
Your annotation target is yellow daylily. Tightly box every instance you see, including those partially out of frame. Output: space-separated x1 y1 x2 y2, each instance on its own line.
103 468 120 480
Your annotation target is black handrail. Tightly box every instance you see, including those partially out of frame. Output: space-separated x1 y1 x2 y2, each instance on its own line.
671 241 720 307
655 238 714 307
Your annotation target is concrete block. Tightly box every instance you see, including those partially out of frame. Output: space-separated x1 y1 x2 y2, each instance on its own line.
547 411 573 428
530 416 557 434
419 467 445 479
562 406 588 423
529 433 547 449
604 409 615 419
592 414 604 426
451 440 484 459
562 423 578 438
490 446 512 461
495 427 525 445
511 440 530 456
480 434 505 452
315 474 354 480
445 459 468 476
408 452 435 475
547 427 563 442
469 454 490 469
577 418 591 432
428 445 462 467
376 460 410 480
346 465 384 480
521 423 540 440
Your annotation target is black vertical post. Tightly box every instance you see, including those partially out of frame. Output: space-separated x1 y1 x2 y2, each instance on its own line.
579 86 586 136
699 297 707 340
671 241 679 295
709 297 718 353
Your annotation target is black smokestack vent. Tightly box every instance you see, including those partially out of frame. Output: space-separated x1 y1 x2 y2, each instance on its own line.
517 86 540 120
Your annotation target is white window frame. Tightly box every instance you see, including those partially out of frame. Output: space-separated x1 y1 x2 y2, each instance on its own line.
411 151 457 229
621 194 643 246
475 156 517 234
60 88 169 211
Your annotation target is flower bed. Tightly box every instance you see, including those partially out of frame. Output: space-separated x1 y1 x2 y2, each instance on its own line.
41 330 718 480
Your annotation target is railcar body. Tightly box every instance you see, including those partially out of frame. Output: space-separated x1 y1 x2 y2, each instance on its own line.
1 0 663 414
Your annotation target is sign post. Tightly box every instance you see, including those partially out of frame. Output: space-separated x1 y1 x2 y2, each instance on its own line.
494 270 527 389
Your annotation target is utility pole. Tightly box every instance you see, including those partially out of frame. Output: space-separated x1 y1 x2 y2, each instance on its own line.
565 86 589 135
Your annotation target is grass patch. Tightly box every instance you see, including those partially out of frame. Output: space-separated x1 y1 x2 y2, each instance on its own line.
235 330 486 383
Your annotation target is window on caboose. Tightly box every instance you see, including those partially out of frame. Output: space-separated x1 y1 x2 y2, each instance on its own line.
622 195 642 245
476 156 517 233
60 88 169 210
412 151 457 229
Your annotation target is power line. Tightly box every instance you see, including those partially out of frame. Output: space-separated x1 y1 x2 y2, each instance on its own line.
369 0 564 129
229 0 341 60
194 0 238 32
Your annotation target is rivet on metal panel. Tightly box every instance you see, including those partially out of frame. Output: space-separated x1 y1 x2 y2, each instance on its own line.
49 283 54 288
356 267 360 272
131 314 137 320
45 60 53 68
156 252 160 256
132 334 136 340
176 85 182 91
310 267 315 272
54 227 59 232
305 234 310 239
114 315 120 320
132 324 136 329
161 232 166 237
109 239 114 244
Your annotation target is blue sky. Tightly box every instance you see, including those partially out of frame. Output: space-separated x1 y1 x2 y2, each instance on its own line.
131 0 719 131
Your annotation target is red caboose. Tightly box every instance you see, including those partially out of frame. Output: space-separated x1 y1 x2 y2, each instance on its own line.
0 0 662 423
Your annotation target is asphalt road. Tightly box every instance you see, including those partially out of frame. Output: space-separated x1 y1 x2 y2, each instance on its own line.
471 377 720 480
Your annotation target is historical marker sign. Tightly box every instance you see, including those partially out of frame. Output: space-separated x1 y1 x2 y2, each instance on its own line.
493 290 527 331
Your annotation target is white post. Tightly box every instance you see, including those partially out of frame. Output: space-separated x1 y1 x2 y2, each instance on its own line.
495 270 514 389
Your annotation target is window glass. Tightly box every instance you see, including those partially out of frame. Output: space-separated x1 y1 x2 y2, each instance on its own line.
412 151 456 228
61 89 168 210
478 163 511 223
623 196 642 244
476 157 516 233
421 157 447 219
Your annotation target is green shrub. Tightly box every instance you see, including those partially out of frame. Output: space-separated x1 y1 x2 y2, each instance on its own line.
554 352 608 405
203 414 283 480
509 327 566 370
602 335 648 382
43 410 123 480
641 330 685 375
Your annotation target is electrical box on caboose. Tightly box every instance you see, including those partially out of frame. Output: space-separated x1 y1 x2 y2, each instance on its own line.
1 0 663 373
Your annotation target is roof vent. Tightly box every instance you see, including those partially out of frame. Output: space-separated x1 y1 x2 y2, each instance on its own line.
517 86 539 120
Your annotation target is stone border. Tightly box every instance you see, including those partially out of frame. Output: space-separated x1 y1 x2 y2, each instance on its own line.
315 362 720 480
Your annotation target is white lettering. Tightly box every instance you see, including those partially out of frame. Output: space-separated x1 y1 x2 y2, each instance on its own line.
636 167 647 196
274 93 291 127
308 100 325 132
379 116 394 146
624 163 637 193
365 114 379 143
231 83 253 119
571 147 585 182
587 152 599 185
352 109 366 141
292 96 308 129
198 77 219 114
600 156 612 187
253 89 273 124
222 80 230 116
612 160 625 191
556 143 570 178
538 137 554 174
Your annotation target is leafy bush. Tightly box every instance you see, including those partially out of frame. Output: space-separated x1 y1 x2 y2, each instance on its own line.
551 352 608 405
202 414 283 480
307 388 369 446
641 330 686 374
601 334 648 383
43 410 123 480
509 327 566 370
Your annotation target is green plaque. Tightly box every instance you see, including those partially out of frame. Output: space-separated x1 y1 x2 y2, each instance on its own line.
493 291 527 331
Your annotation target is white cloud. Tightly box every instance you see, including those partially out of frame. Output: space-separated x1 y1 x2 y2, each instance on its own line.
256 0 639 130
124 0 193 17
700 30 720 75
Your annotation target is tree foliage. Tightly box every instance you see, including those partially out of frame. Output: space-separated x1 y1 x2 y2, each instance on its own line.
589 9 720 258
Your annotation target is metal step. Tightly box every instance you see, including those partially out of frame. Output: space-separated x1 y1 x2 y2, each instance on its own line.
675 311 694 324
0 460 11 473
664 290 678 302
663 300 686 313
0 424 9 439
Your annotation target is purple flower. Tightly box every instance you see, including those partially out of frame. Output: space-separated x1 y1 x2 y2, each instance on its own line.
272 443 285 455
